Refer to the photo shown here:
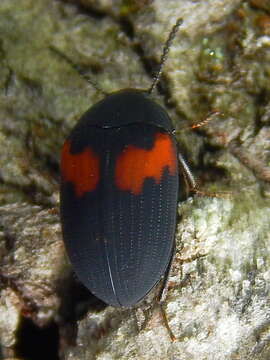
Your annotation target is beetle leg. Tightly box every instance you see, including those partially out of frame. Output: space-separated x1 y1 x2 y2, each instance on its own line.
178 153 231 198
158 240 176 304
156 240 177 341
178 153 197 193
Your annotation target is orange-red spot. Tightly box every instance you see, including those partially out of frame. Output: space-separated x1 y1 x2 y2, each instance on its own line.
61 140 100 197
115 133 177 195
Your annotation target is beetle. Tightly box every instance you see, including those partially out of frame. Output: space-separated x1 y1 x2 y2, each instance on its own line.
59 18 197 310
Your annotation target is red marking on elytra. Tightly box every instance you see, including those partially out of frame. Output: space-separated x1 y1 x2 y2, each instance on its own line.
115 132 177 195
61 140 100 197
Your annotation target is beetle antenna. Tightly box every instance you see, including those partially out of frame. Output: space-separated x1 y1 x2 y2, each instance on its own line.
148 18 183 95
49 46 108 97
